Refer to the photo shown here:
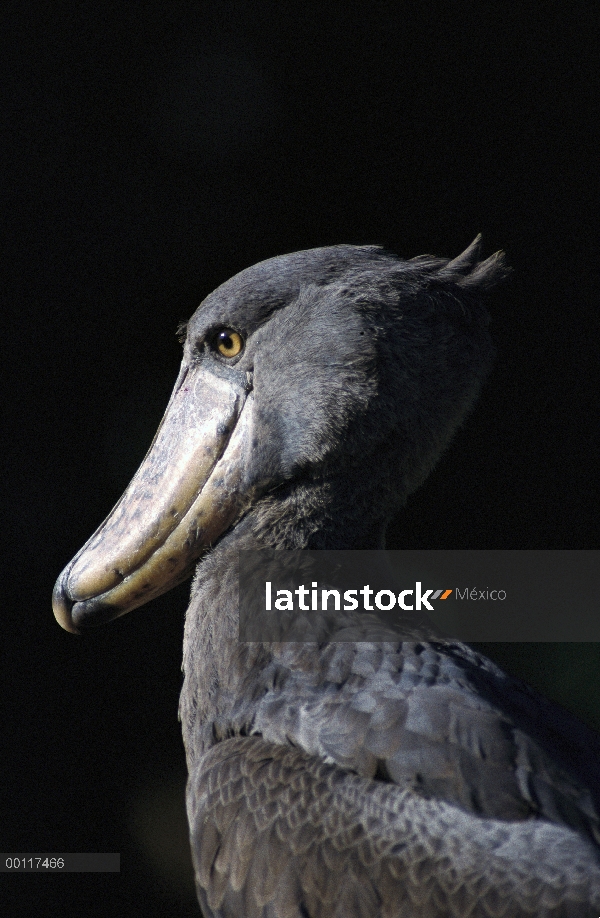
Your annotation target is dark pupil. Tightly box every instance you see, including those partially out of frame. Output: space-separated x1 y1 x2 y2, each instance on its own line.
219 332 233 349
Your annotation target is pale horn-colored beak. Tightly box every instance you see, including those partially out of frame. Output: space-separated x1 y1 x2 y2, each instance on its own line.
53 363 253 633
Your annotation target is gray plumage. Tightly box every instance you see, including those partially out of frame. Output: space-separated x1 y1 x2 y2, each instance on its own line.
182 542 600 917
53 236 600 916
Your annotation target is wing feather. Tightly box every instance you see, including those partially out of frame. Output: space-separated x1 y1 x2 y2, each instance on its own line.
188 735 600 918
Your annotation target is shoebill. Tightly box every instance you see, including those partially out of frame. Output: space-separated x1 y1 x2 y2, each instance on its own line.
53 237 600 916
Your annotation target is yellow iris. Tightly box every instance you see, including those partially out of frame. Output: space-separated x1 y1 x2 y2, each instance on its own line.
216 329 243 358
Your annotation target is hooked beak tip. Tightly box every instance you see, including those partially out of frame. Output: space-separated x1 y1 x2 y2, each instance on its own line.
52 570 81 635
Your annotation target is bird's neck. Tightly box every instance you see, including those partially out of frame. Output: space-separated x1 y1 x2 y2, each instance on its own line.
179 474 390 765
247 467 390 550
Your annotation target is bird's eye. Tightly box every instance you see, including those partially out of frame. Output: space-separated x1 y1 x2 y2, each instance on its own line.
214 329 244 358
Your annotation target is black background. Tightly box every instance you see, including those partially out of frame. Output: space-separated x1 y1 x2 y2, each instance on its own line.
2 2 599 915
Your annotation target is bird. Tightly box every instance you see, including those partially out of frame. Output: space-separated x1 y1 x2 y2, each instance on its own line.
53 236 600 916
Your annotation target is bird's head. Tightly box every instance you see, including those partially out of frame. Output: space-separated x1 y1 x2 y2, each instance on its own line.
53 237 508 633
